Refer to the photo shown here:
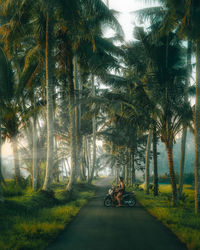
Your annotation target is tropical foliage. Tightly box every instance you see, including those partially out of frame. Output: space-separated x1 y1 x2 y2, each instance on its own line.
0 0 199 229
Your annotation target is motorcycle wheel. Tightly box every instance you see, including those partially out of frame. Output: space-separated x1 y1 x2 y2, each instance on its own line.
104 197 112 207
128 197 136 207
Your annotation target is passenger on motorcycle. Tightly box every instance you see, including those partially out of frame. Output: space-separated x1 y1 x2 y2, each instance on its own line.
115 176 125 207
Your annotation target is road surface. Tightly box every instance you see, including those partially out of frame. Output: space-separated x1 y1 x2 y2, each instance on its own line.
47 178 187 250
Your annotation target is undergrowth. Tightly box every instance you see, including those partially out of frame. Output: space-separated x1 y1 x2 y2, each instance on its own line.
0 181 95 250
132 184 200 250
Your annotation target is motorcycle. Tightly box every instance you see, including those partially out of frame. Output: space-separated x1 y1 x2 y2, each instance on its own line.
104 185 136 207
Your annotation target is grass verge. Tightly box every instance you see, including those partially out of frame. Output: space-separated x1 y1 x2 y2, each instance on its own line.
0 182 95 250
131 185 200 250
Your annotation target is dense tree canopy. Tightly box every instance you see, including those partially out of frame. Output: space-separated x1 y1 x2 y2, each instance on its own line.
0 0 200 214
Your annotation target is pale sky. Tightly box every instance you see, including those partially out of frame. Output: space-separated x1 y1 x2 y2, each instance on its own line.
2 140 12 157
106 0 153 41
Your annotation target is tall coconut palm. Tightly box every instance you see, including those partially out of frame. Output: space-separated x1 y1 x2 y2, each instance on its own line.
88 75 97 183
140 0 200 212
178 41 192 198
42 13 54 190
152 120 158 195
150 36 192 205
126 24 192 205
180 0 200 214
0 0 54 189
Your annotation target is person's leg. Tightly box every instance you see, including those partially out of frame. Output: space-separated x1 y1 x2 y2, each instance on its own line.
116 192 122 206
113 192 117 202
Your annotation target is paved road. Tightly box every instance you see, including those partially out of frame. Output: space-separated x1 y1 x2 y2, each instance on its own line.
47 178 187 250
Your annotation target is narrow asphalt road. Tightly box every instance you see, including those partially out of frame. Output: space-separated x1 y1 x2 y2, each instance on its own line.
47 178 187 250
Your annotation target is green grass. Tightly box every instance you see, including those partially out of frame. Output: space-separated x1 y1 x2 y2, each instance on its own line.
132 184 200 250
0 181 95 250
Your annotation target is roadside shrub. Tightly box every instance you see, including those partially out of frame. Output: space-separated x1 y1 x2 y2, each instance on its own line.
29 190 58 208
132 183 144 191
179 193 189 203
55 190 72 203
149 184 160 195
160 192 172 201
2 181 25 197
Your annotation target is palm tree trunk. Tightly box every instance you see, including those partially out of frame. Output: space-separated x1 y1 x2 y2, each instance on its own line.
89 76 96 183
80 155 86 181
178 41 192 199
73 54 81 179
87 136 91 182
194 40 200 213
178 127 187 197
78 61 83 180
122 151 125 179
153 123 158 196
66 57 77 191
80 136 87 181
0 111 5 187
67 105 76 191
125 150 130 186
43 13 54 190
116 152 120 183
79 138 86 181
131 152 136 186
0 111 4 201
131 131 137 186
165 143 177 206
84 138 89 180
32 110 38 191
12 138 20 184
54 137 59 183
145 129 152 194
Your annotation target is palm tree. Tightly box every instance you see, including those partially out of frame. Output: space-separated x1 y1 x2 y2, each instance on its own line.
126 23 192 204
88 76 97 183
0 46 14 187
152 120 158 195
180 1 200 213
178 41 192 198
42 4 54 190
140 0 200 212
0 0 52 189
151 36 192 205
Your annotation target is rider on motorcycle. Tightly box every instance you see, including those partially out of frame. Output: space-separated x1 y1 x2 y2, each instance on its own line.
115 176 125 207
